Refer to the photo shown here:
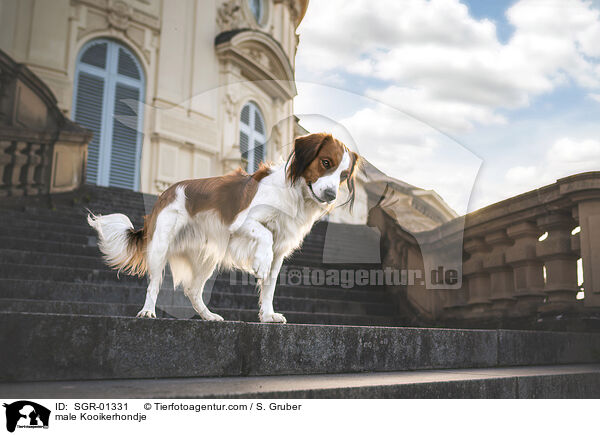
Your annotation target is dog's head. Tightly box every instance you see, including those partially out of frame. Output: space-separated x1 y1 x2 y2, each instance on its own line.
287 133 360 210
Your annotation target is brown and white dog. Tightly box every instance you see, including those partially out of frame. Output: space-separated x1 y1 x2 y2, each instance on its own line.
88 133 359 323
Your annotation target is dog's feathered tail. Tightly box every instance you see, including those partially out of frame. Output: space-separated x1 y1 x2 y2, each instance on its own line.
87 212 147 277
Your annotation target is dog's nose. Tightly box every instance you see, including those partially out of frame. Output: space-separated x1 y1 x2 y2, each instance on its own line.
323 188 337 202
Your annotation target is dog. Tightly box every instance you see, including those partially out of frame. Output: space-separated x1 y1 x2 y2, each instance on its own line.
88 133 359 323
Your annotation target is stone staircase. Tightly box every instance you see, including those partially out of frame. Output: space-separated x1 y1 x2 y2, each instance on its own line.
1 185 600 398
0 186 398 326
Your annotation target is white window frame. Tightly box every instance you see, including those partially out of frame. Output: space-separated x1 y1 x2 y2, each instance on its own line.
248 0 264 25
72 38 145 190
239 101 267 173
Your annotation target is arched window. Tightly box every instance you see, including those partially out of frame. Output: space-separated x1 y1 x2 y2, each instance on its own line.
239 102 266 173
248 0 264 24
73 39 145 190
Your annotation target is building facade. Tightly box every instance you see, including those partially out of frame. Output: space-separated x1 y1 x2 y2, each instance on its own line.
0 0 308 194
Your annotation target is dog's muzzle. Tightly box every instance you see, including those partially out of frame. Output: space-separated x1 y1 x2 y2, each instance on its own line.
308 183 336 204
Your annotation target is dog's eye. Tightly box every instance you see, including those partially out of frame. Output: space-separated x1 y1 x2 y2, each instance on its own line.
321 159 331 169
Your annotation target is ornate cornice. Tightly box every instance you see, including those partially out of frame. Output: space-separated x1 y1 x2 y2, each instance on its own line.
215 29 297 100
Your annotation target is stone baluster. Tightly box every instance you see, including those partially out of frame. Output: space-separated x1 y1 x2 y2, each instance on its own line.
0 140 11 196
536 214 579 312
10 141 28 196
482 230 515 314
25 143 42 195
463 238 491 317
505 222 546 316
442 280 469 320
575 195 600 307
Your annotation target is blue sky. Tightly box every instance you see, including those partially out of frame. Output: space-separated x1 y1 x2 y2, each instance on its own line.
461 0 518 42
294 0 600 213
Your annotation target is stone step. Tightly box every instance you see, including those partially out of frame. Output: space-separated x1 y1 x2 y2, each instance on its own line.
0 248 379 273
0 222 335 257
0 280 395 315
0 236 107 257
0 208 332 243
0 207 146 227
0 227 92 245
0 279 390 304
0 215 354 258
0 223 328 250
0 262 388 293
0 299 397 326
2 364 598 399
2 312 599 382
0 236 331 265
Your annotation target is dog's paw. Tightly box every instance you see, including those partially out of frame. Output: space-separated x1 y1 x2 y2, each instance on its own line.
260 312 287 323
253 250 273 280
201 311 224 322
136 309 156 318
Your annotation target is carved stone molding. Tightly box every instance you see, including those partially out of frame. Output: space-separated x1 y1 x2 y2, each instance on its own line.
215 29 297 100
217 0 244 32
274 0 300 23
270 123 282 151
154 179 170 192
223 93 238 123
242 47 271 69
107 0 132 31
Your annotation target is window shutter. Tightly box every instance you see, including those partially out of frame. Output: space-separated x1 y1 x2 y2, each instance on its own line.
254 111 264 134
108 84 140 189
241 105 250 126
253 141 264 172
239 102 266 173
118 48 141 79
240 131 250 167
80 42 107 69
74 72 105 184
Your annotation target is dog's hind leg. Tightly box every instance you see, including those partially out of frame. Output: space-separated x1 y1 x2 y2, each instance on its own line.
137 204 186 318
184 260 224 321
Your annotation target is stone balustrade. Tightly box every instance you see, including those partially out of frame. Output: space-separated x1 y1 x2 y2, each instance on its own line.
0 50 90 198
370 171 600 327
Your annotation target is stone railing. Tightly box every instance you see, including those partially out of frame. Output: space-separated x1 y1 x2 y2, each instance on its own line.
0 49 90 199
371 172 600 328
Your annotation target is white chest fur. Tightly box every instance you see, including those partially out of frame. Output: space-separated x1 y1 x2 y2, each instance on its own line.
229 164 325 259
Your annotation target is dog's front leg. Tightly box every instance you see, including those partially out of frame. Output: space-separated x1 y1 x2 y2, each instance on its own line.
237 218 274 280
259 255 286 323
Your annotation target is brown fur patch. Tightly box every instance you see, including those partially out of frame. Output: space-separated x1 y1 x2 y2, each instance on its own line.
121 227 147 277
141 164 272 245
343 150 361 211
183 164 271 223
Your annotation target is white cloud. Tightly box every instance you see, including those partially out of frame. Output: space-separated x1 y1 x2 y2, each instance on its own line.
296 0 600 134
505 165 537 184
498 137 600 200
366 86 507 133
335 104 482 215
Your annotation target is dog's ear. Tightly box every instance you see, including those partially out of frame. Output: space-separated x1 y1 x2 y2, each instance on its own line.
346 151 361 212
287 133 331 184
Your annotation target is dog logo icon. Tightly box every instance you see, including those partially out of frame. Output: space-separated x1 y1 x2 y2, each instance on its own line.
3 401 50 433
